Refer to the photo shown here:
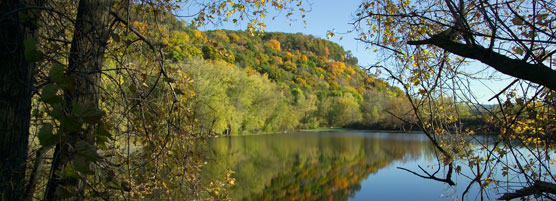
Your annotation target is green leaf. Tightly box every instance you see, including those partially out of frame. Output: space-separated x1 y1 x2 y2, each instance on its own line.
32 109 40 117
512 46 524 55
95 124 112 138
521 31 535 38
78 104 105 124
38 124 58 147
60 112 83 132
128 85 137 94
75 140 100 162
107 179 122 190
49 64 75 91
49 104 65 120
61 165 79 179
110 33 121 42
18 12 30 22
512 16 523 25
41 84 63 106
24 37 43 61
95 136 109 149
73 155 93 175
173 88 184 95
537 13 549 21
49 64 65 84
95 125 112 149
41 84 56 99
124 39 133 46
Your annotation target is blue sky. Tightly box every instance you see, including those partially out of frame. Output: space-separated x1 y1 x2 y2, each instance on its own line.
190 0 374 65
180 0 513 104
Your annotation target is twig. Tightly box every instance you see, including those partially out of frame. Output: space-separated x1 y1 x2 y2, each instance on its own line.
398 163 455 186
488 79 519 102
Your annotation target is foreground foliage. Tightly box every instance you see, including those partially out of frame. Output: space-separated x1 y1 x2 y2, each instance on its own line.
352 0 556 199
0 0 310 200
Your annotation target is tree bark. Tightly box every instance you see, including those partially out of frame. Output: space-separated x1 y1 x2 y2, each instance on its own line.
24 147 47 201
44 0 113 200
0 1 37 200
408 34 556 90
498 181 556 200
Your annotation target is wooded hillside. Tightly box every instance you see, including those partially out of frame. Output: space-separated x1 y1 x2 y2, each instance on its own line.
159 20 412 134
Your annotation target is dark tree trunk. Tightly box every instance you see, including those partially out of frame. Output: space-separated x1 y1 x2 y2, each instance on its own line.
408 33 556 90
0 0 37 200
44 0 113 200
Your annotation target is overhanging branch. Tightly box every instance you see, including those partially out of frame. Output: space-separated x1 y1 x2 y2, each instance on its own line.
408 33 556 90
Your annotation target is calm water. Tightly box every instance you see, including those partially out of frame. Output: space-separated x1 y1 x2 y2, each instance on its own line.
201 131 497 201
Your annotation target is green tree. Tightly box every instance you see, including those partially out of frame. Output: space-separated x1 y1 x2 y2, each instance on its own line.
1 0 309 200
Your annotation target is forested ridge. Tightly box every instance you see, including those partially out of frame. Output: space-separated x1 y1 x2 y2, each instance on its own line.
161 19 413 134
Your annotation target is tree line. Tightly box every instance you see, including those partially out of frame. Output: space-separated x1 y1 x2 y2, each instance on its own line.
163 24 426 134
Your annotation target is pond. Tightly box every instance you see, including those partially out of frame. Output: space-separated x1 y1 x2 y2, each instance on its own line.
201 130 498 201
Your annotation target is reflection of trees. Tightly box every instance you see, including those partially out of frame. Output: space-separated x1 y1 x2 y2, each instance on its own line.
202 132 433 200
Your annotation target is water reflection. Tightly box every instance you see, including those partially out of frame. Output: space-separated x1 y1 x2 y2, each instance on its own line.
202 131 439 201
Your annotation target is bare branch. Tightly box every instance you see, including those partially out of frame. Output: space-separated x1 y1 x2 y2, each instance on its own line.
397 163 455 186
